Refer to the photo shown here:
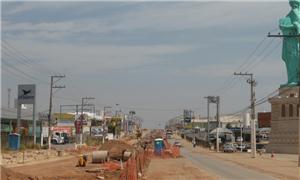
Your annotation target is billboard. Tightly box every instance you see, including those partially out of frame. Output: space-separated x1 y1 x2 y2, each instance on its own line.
18 84 36 104
54 113 75 120
183 110 192 123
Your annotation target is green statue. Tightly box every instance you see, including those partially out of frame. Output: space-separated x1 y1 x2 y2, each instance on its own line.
280 0 300 87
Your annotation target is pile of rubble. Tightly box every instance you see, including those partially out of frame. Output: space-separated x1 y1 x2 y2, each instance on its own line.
1 149 62 166
99 140 136 160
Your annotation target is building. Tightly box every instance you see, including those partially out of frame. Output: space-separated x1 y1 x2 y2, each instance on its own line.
1 107 42 147
257 112 271 128
267 87 299 154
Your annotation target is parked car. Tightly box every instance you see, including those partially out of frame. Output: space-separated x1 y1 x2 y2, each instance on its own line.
223 143 237 153
236 136 243 142
236 143 246 151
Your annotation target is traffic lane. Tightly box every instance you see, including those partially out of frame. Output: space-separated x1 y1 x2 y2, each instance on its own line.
181 148 276 180
169 138 277 180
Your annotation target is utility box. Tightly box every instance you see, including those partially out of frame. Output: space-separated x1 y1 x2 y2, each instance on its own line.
8 133 20 150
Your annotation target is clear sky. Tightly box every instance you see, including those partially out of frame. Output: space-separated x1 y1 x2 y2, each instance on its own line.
1 1 290 128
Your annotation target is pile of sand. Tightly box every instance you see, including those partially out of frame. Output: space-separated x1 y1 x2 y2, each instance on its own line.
99 140 135 160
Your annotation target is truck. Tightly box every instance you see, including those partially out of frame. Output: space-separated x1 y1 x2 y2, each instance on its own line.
51 131 69 144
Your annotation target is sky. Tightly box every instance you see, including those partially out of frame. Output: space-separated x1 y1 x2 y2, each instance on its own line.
1 1 290 128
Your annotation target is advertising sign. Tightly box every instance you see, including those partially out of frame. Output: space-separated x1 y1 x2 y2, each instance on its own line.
183 110 192 123
18 84 36 104
52 126 72 135
74 119 82 134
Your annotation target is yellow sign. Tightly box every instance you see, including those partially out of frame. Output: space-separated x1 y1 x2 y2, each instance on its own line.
54 113 75 120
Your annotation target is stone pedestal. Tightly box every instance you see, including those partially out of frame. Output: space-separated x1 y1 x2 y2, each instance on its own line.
267 86 299 154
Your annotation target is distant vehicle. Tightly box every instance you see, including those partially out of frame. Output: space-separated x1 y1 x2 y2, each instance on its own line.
51 132 69 144
166 129 173 135
106 133 114 140
173 141 182 147
237 143 246 151
236 136 243 142
223 143 237 153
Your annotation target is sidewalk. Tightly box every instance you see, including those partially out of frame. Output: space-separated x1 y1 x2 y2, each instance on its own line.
176 136 299 180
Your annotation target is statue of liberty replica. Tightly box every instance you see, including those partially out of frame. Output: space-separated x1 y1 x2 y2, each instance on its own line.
280 0 300 86
267 0 300 154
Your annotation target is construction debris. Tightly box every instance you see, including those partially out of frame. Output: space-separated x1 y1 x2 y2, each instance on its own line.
99 140 135 160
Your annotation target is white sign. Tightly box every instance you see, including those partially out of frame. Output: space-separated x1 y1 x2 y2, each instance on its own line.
18 84 36 104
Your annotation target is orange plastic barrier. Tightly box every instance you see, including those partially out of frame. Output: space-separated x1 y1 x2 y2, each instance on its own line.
103 161 121 171
120 149 151 180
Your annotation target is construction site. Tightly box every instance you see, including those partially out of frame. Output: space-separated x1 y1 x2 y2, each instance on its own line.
1 129 181 180
1 1 300 180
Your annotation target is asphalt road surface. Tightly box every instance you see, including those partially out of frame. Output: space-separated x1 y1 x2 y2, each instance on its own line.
172 139 277 180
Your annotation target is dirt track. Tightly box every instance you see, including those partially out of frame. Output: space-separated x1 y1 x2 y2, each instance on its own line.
145 157 217 180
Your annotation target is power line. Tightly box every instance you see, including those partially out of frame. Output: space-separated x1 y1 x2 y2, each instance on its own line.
2 40 58 75
2 58 49 84
213 36 275 94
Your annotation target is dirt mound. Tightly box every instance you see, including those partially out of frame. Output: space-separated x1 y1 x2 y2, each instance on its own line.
99 140 135 160
1 166 34 180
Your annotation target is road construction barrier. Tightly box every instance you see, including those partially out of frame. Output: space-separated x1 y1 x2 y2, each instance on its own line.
92 151 109 163
122 151 132 161
120 148 151 180
162 140 180 158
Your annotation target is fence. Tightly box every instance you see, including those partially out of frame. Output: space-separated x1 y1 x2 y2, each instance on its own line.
119 148 152 180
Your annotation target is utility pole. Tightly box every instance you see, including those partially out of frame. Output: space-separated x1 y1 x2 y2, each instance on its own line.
268 33 300 166
80 97 95 144
205 97 211 145
7 88 11 108
48 75 65 150
216 96 220 153
234 72 256 158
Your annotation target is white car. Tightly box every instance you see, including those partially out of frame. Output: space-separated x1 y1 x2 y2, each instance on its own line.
236 136 243 142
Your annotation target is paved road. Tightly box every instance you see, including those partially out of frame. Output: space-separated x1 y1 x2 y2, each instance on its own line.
171 139 277 180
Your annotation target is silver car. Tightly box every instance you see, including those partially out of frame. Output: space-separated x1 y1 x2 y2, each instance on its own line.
223 143 237 153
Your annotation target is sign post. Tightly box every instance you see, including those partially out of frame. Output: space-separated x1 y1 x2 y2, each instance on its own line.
17 84 36 144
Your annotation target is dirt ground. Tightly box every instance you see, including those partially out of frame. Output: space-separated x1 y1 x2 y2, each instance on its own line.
177 136 299 180
144 157 217 180
1 155 120 180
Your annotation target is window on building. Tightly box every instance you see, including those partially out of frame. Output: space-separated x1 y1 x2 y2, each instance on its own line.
281 104 286 117
289 104 293 117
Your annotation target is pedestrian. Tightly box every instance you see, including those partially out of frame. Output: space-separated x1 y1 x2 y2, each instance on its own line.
192 139 196 148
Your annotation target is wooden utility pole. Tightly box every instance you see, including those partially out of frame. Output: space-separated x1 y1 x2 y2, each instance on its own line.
48 75 65 149
234 72 257 158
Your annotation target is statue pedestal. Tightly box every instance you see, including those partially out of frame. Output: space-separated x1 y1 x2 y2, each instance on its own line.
267 86 299 154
